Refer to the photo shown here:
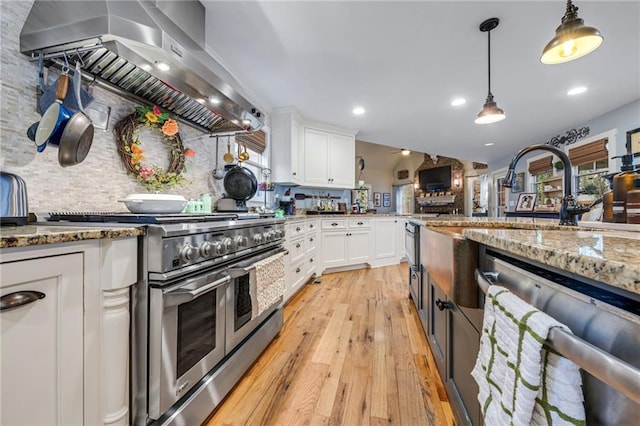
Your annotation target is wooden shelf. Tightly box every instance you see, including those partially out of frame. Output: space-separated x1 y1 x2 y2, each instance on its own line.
417 195 456 206
540 176 562 184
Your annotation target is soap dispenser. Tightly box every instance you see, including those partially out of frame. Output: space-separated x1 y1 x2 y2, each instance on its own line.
611 154 640 223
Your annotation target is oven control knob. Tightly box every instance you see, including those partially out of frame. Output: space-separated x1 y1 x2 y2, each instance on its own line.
180 244 197 262
222 237 234 252
275 229 284 238
253 233 263 243
199 241 214 258
212 241 224 255
264 231 274 241
234 235 248 248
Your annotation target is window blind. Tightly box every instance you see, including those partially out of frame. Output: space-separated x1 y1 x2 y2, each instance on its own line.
528 155 553 175
236 131 266 154
568 138 608 166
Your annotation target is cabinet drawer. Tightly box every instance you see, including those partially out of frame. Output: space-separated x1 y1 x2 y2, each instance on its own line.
306 219 319 234
307 233 318 253
349 218 372 228
322 218 347 230
289 237 306 262
290 258 306 286
306 250 317 275
289 221 306 238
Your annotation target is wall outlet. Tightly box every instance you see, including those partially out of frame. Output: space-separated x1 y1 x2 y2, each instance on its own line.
509 201 515 206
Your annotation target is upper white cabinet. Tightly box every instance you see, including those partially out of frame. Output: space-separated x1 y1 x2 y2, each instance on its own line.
303 127 355 188
270 108 356 188
271 108 302 185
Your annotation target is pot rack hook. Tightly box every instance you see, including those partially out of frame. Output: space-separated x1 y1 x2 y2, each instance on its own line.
61 50 70 74
74 48 85 67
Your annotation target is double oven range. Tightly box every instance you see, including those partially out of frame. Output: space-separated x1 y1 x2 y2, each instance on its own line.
43 212 287 425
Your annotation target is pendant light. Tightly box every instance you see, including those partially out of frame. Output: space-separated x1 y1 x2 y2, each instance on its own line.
475 18 505 125
541 0 603 65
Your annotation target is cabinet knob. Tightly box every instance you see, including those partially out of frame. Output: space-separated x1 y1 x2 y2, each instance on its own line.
292 172 297 176
435 299 449 311
357 221 363 225
296 242 301 248
295 268 301 273
296 226 301 232
309 237 314 242
331 222 338 226
309 258 314 263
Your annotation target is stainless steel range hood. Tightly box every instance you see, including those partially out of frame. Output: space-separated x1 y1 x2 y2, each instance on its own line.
20 0 264 134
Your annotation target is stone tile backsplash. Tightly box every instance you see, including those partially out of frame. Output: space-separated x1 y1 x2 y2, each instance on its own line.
1 0 227 212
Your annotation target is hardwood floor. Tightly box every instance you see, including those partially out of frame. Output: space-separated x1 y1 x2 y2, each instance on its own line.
205 264 455 426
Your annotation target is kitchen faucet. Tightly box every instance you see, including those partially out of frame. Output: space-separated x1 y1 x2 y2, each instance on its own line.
503 144 590 226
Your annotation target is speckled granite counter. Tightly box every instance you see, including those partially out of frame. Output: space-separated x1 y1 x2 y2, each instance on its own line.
463 228 640 296
0 225 145 248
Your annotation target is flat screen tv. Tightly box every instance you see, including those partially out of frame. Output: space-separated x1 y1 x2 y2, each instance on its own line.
419 165 451 192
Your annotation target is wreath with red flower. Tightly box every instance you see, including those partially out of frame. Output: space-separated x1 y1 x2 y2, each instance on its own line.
114 105 196 191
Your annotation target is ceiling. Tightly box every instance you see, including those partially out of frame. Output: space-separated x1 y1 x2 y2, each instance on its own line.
201 1 640 167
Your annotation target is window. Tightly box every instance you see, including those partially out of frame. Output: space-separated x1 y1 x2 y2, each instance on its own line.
569 137 610 201
232 134 271 206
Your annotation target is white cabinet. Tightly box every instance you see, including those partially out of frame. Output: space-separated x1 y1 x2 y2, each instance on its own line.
271 108 302 184
303 127 355 188
0 237 138 426
284 219 319 302
1 253 84 426
373 217 398 261
320 218 372 272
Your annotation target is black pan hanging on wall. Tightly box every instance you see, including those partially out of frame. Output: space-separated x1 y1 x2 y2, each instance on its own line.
219 165 258 212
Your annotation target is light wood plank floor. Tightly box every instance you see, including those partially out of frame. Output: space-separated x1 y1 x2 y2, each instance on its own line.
205 264 455 426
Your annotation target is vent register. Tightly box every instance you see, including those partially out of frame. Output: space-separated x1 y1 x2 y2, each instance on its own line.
19 0 264 135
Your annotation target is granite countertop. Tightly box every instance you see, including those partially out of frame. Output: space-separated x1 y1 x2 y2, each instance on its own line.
0 225 145 249
463 228 640 296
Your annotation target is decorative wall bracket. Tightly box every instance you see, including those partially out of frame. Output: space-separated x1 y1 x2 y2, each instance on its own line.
545 127 590 147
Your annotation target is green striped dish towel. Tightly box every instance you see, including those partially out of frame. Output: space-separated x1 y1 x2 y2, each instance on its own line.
471 285 586 425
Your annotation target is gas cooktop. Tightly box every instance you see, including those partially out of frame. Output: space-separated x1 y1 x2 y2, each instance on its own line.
39 211 271 224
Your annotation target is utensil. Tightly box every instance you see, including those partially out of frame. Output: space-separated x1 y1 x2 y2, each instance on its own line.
222 165 258 211
56 111 94 167
211 136 224 180
238 143 250 161
223 137 234 163
34 74 74 150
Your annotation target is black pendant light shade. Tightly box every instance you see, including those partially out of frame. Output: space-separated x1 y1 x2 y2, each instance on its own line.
475 18 505 125
541 0 603 64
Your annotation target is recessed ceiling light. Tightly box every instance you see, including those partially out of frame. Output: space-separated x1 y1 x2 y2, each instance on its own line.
196 98 206 104
140 63 152 72
155 61 171 71
209 96 221 105
484 142 494 146
352 107 365 115
567 86 587 96
401 149 411 156
451 98 466 106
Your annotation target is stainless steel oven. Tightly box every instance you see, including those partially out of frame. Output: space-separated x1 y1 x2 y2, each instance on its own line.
405 222 421 308
225 246 284 353
148 269 229 418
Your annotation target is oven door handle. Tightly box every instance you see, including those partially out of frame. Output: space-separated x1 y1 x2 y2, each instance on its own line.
227 248 288 278
163 275 230 307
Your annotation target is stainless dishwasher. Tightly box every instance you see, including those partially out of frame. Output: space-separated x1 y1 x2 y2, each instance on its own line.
477 248 640 425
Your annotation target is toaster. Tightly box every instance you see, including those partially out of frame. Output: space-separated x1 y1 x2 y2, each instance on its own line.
1 171 29 225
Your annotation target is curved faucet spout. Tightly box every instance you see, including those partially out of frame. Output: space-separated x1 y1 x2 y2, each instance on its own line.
503 144 588 226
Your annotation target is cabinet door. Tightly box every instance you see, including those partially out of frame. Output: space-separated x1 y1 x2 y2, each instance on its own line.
347 230 371 263
428 279 448 382
303 128 330 185
321 232 347 268
374 218 397 259
328 133 355 187
271 112 302 184
290 119 301 183
448 306 482 426
1 253 84 426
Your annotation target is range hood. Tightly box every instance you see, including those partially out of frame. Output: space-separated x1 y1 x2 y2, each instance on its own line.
20 0 263 134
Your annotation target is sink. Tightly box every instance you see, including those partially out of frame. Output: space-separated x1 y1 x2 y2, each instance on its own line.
421 227 479 308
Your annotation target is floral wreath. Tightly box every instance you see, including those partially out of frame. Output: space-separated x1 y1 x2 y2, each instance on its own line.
114 105 196 191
